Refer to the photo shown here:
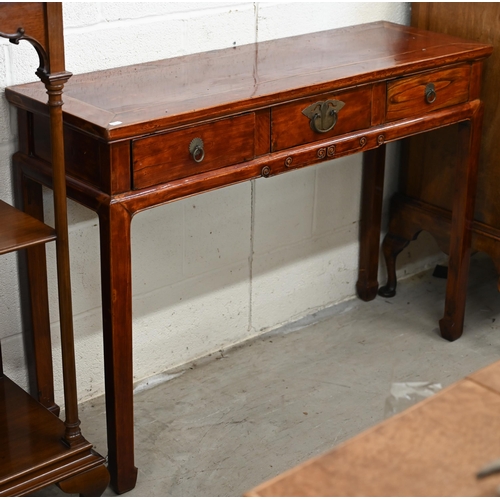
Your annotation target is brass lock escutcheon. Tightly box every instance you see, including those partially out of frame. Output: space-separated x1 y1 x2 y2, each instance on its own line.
302 99 345 134
189 137 205 163
425 83 437 104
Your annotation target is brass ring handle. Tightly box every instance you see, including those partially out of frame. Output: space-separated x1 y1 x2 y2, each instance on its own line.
302 99 345 134
189 137 205 163
311 109 338 134
425 83 437 104
192 145 204 163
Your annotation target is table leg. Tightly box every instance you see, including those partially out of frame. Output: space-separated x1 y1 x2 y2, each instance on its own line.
439 107 484 341
21 174 58 414
356 145 386 301
98 202 138 493
378 232 411 298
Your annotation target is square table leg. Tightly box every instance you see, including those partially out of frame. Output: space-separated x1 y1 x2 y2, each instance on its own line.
357 145 386 302
439 105 484 341
98 202 138 494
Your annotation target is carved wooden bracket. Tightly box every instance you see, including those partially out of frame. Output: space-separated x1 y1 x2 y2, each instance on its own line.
0 27 50 81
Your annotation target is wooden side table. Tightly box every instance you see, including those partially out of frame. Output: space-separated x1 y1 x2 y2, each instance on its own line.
6 22 492 493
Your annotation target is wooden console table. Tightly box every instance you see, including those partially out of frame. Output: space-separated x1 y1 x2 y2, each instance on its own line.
5 22 491 493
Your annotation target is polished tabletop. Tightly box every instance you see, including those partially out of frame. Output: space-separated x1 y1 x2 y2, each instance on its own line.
6 21 492 140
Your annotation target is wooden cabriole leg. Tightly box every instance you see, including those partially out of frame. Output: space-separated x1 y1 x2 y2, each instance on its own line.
378 232 411 298
439 108 484 341
377 192 459 299
98 202 138 494
356 145 386 301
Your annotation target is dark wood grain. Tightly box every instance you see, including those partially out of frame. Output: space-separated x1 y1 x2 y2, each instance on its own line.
44 3 66 74
98 202 138 494
21 174 58 414
0 3 67 76
0 376 107 496
58 461 111 497
0 3 47 56
0 3 109 496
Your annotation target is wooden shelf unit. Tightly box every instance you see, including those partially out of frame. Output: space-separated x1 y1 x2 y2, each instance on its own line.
0 200 56 254
0 376 104 496
0 2 109 496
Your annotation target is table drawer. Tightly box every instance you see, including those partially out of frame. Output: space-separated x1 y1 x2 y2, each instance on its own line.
271 86 372 152
386 65 470 122
133 113 256 189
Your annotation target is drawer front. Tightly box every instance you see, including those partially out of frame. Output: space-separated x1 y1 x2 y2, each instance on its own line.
271 86 373 152
386 65 470 122
133 113 256 189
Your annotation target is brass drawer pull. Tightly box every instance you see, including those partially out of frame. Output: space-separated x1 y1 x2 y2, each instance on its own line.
302 99 345 134
425 83 437 104
189 137 205 163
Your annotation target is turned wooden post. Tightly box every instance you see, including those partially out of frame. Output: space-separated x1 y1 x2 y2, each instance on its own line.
42 73 84 445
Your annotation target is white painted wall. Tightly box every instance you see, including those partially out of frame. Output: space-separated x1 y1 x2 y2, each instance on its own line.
0 2 444 404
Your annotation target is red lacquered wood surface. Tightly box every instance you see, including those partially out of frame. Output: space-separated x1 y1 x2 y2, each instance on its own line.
6 19 492 494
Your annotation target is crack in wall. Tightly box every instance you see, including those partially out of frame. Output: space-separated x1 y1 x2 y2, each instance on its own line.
248 180 256 333
248 3 259 333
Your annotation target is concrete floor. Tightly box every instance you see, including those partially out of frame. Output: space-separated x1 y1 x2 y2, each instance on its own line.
37 253 500 496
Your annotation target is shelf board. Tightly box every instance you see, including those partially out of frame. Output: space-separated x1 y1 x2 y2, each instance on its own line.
0 199 56 255
0 375 105 496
